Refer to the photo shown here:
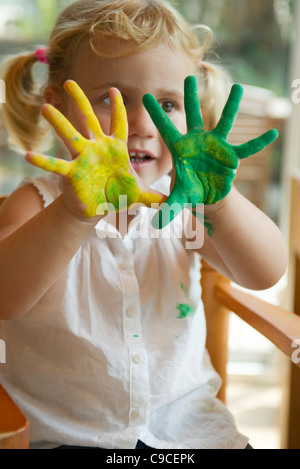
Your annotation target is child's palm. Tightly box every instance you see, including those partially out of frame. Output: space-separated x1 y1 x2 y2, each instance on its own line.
27 81 162 218
143 76 278 228
172 131 238 204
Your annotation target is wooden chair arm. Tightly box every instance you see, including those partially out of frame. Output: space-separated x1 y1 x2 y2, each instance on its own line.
0 384 29 449
215 282 300 365
0 195 8 207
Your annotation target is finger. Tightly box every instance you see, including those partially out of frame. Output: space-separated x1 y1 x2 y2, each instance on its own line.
214 84 243 139
151 192 184 229
137 190 164 208
41 103 86 154
126 161 166 206
184 75 203 132
143 93 182 148
110 88 128 141
25 151 70 177
234 128 278 159
64 80 104 139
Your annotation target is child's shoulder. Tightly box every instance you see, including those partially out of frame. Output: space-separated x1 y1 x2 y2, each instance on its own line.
0 174 62 240
17 173 62 208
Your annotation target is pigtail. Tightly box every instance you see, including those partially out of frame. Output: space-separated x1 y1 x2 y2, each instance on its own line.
197 61 232 131
1 51 51 152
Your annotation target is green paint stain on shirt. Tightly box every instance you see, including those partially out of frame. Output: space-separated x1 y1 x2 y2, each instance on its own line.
176 303 196 319
180 281 189 297
176 282 196 318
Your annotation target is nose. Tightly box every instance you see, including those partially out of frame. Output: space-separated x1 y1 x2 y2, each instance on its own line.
127 104 157 139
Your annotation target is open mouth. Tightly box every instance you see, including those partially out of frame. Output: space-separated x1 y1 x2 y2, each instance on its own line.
129 151 154 169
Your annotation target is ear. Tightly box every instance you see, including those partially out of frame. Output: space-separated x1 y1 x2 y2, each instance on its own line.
44 85 65 113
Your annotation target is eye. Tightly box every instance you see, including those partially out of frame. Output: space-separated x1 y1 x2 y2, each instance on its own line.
102 94 111 106
101 93 127 107
160 100 175 113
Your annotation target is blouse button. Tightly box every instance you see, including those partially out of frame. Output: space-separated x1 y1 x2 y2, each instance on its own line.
126 306 136 318
130 409 143 423
119 261 128 271
132 353 141 364
131 352 144 364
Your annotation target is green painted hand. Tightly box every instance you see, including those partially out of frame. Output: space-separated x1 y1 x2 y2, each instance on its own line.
26 81 162 218
143 76 278 229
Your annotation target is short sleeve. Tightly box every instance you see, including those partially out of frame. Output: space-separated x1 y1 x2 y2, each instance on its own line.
18 173 62 208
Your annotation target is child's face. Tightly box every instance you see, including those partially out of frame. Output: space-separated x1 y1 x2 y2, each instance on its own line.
61 41 195 186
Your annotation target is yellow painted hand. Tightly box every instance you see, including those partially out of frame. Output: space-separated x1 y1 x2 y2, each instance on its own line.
26 81 162 218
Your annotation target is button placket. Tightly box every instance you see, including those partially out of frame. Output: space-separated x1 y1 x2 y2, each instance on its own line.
128 350 149 427
119 264 149 432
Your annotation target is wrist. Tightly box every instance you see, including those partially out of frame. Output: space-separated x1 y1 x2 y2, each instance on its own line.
204 189 233 216
56 195 101 229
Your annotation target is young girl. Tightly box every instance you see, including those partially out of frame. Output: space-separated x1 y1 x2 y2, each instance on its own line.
0 0 287 449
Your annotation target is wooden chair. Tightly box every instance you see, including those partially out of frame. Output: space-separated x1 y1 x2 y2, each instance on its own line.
0 385 29 449
1 187 300 449
0 194 30 449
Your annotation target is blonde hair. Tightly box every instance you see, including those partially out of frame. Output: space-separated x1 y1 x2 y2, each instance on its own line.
1 0 230 152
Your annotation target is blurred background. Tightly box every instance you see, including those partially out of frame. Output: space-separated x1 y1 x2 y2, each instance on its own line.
0 0 299 449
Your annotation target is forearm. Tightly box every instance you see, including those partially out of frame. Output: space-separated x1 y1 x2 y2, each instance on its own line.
0 196 97 320
202 187 287 290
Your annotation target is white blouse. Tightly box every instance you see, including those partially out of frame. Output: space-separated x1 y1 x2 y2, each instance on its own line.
0 174 248 449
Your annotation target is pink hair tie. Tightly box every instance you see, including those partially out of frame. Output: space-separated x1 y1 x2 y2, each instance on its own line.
35 47 49 65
